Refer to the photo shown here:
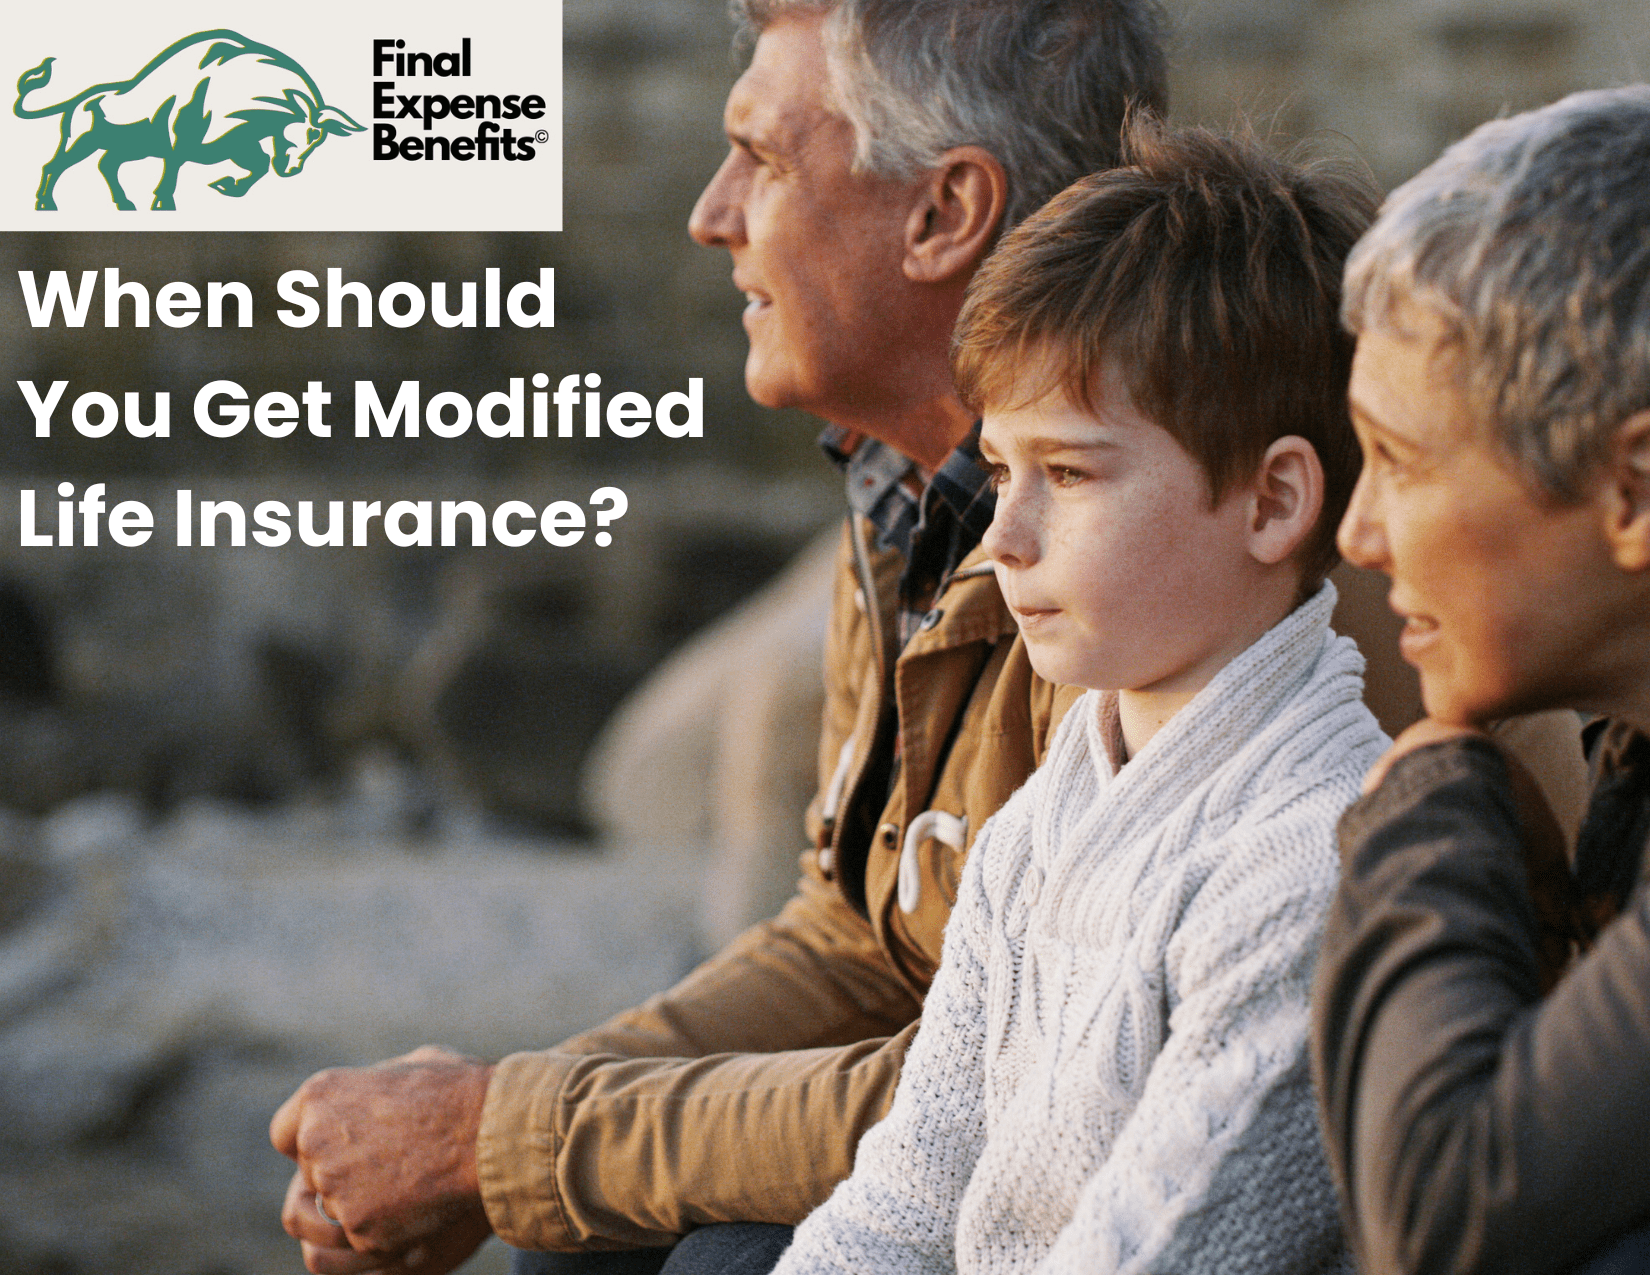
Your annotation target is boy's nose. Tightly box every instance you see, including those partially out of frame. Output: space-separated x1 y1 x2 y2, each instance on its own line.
983 490 1039 568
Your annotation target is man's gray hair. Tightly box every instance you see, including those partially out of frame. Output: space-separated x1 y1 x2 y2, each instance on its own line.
1345 85 1650 501
731 0 1169 231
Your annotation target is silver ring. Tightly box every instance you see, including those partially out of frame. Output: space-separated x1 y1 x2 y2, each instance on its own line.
314 1193 341 1227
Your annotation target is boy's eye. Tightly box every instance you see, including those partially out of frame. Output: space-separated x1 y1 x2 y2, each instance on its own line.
1047 465 1085 487
985 462 1010 491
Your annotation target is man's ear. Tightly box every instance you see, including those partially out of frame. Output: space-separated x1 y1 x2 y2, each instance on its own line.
1247 435 1325 566
902 146 1008 285
1602 409 1650 572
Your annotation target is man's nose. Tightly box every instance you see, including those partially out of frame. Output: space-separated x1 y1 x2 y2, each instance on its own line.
1336 472 1388 571
689 151 745 248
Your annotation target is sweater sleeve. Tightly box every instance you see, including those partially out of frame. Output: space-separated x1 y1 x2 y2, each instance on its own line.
1312 737 1650 1275
771 791 1027 1275
1033 782 1356 1275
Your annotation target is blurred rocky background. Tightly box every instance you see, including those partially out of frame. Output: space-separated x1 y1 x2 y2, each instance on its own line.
0 0 1646 1271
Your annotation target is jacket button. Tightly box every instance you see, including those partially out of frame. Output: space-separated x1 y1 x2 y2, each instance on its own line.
878 823 899 847
919 609 943 631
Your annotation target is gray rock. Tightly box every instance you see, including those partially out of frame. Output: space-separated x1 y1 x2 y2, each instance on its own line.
0 798 703 1270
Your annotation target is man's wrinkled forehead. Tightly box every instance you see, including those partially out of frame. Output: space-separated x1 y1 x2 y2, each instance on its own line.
724 12 847 151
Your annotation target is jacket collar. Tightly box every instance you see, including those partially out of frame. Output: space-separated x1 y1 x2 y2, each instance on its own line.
1575 718 1650 909
898 541 1017 656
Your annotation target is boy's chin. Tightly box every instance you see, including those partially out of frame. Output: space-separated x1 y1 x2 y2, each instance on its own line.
1021 644 1107 693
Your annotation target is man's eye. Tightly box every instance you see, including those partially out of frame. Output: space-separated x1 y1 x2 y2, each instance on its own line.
1048 465 1084 486
986 463 1010 490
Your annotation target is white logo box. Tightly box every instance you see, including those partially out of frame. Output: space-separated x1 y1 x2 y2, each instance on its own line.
2 0 562 230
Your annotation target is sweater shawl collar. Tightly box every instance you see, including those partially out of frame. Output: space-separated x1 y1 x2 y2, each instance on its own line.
1025 580 1368 926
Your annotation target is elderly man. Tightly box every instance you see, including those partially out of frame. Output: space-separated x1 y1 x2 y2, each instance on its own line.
272 2 1168 1273
1312 86 1650 1275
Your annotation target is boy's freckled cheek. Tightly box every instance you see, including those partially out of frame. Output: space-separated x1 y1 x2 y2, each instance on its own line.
1050 520 1086 554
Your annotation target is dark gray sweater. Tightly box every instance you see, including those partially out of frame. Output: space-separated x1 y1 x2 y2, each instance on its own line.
1312 724 1650 1275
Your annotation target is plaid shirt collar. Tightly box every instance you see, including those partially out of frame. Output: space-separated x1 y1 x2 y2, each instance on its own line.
819 422 996 561
821 423 997 648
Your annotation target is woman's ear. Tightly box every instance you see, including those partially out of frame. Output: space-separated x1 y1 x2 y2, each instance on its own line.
1247 435 1325 566
1601 410 1650 573
902 145 1008 285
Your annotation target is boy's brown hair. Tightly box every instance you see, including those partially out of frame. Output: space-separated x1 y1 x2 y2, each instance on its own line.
952 114 1378 582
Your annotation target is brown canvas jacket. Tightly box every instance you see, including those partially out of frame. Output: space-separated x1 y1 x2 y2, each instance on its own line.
476 518 1082 1251
1311 725 1650 1275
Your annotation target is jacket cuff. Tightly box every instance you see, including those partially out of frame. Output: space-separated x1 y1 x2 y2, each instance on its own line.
477 1050 582 1251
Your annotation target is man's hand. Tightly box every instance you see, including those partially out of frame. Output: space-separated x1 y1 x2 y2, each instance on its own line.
271 1045 497 1275
1361 717 1488 794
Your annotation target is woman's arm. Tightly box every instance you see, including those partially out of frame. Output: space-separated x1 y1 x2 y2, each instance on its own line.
1312 737 1650 1275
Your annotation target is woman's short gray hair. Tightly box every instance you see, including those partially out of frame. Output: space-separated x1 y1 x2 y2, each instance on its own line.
730 0 1168 231
1345 86 1650 501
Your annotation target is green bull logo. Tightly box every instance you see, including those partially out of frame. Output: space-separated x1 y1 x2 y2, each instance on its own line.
14 29 363 211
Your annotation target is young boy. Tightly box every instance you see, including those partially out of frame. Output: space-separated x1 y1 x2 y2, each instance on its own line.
769 120 1385 1274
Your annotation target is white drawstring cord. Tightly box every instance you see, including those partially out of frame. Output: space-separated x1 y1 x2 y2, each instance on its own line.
817 737 856 873
820 737 855 826
899 810 967 913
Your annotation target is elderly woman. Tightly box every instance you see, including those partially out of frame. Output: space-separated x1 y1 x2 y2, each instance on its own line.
1312 87 1650 1275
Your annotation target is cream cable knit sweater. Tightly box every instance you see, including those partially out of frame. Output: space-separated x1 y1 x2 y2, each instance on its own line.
772 583 1386 1275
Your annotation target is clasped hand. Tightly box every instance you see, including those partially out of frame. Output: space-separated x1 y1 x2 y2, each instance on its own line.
270 1045 497 1275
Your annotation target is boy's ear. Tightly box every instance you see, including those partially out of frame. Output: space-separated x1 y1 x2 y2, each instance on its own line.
1247 435 1324 567
1601 409 1650 572
902 145 1008 285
